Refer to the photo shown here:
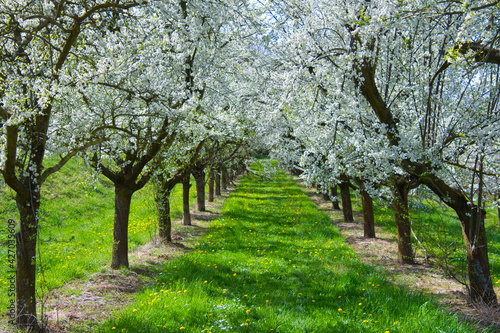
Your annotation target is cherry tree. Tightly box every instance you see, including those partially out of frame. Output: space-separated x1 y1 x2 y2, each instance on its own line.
71 0 265 267
265 0 500 304
0 1 140 329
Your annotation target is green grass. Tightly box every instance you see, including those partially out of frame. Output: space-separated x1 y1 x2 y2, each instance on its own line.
0 157 197 310
97 162 483 332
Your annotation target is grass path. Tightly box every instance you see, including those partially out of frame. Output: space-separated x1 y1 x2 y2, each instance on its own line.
98 165 482 333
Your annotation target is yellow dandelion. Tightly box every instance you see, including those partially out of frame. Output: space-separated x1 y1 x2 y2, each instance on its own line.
338 308 342 312
246 309 251 313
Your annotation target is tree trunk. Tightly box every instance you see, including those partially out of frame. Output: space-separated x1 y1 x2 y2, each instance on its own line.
355 179 376 238
221 167 228 191
15 194 40 330
339 180 354 222
331 186 341 210
496 190 500 226
193 169 206 212
215 171 221 196
182 175 192 225
392 177 414 264
111 184 134 269
463 208 497 305
157 186 173 242
208 170 215 202
416 171 498 305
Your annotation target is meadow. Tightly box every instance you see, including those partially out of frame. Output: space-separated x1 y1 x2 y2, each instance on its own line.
0 159 498 332
97 162 487 332
0 157 196 311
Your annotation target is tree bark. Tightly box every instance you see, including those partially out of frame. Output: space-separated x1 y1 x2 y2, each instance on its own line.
463 208 497 304
182 175 192 225
193 168 206 212
15 194 39 330
496 190 500 226
221 166 228 191
419 173 497 305
157 186 173 242
392 176 414 264
208 169 215 202
215 171 221 196
339 180 354 222
111 184 134 269
355 179 375 238
331 186 341 210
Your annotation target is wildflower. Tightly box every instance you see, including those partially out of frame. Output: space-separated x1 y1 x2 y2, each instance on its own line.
246 309 251 313
338 308 342 312
180 327 185 330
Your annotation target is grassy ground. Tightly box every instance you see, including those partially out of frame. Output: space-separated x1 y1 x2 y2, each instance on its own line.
96 161 485 333
0 157 196 312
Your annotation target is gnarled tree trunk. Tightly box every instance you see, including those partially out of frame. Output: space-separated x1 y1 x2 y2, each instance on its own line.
221 166 228 191
157 185 174 242
182 175 192 225
331 186 341 210
215 171 221 196
392 176 414 264
111 184 134 269
463 208 497 304
355 179 375 238
15 193 40 330
193 168 206 212
339 180 354 222
421 173 498 305
208 169 215 202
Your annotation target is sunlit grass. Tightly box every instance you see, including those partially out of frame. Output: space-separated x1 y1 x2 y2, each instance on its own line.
98 162 484 332
0 157 197 311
